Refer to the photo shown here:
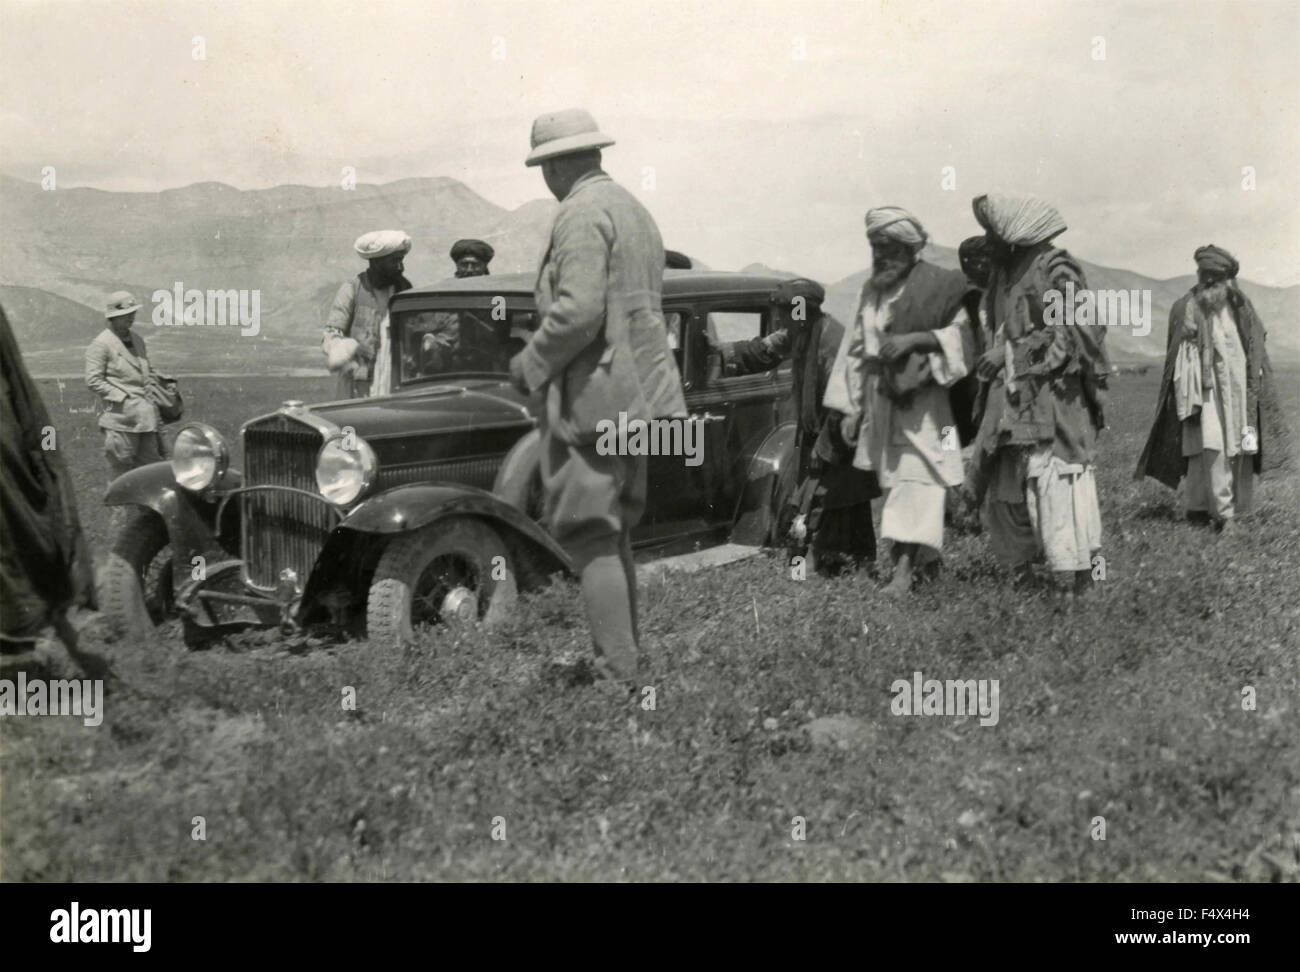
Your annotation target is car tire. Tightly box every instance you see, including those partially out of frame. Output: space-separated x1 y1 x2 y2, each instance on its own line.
100 507 176 640
366 517 518 645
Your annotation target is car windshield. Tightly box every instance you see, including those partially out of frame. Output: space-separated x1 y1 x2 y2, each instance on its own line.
394 305 538 384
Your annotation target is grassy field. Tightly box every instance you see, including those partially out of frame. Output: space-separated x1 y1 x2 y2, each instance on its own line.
2 370 1298 881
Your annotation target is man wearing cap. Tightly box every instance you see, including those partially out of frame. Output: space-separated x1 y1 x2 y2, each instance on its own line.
85 291 166 481
969 193 1110 595
450 239 494 278
725 279 880 574
323 230 412 399
508 108 685 688
824 207 979 597
1134 245 1290 529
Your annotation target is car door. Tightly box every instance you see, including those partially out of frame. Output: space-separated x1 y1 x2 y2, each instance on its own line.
638 308 710 540
687 301 791 525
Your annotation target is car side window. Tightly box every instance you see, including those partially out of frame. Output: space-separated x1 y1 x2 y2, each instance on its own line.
705 309 780 381
708 311 762 346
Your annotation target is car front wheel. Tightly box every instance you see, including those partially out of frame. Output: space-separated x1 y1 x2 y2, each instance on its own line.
365 517 518 645
100 507 176 640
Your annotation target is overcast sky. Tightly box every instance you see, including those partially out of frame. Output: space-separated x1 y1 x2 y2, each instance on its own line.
2 0 1297 285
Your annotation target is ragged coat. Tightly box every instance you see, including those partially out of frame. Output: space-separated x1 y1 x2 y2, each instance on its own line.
1134 288 1291 489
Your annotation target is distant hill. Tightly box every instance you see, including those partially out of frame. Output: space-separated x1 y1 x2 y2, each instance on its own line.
0 174 556 375
2 174 1295 372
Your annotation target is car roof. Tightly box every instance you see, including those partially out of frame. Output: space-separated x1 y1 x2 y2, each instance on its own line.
396 269 793 301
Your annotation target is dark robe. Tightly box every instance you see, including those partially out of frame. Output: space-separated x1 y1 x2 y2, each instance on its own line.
1135 288 1292 489
1 305 96 643
733 312 880 567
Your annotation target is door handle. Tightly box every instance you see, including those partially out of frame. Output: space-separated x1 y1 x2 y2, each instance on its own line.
694 412 726 424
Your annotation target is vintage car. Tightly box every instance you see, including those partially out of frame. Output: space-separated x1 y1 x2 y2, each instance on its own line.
99 269 802 645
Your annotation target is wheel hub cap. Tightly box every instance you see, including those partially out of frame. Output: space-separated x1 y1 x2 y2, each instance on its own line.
441 586 478 624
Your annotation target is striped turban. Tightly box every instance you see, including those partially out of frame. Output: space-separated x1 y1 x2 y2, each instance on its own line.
865 206 927 248
971 194 1066 247
1193 245 1239 279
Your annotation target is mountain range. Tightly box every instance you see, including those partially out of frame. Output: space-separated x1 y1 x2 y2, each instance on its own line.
2 173 1295 375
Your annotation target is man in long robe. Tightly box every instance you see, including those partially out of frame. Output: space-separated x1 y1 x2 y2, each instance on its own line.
1134 244 1291 528
824 207 978 596
969 193 1110 594
723 278 880 574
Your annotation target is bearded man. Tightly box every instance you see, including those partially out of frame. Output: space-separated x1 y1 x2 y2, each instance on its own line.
969 194 1109 594
824 207 978 597
323 230 412 399
450 239 494 278
1134 245 1291 528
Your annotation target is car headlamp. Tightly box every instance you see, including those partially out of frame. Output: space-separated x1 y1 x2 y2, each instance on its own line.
170 423 229 492
315 434 377 506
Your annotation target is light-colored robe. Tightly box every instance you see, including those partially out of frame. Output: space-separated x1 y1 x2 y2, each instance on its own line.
824 279 973 550
1174 304 1255 518
825 281 974 489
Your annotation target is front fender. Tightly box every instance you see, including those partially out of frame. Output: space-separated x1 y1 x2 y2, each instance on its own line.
341 482 573 575
730 422 798 546
103 461 243 584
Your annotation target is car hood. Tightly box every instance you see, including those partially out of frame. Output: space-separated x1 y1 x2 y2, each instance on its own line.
306 379 535 441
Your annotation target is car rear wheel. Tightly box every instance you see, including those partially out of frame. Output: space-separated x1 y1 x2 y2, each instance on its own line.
100 507 176 640
365 518 518 645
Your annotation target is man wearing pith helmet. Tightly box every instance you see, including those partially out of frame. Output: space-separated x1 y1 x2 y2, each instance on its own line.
84 290 165 482
508 108 686 691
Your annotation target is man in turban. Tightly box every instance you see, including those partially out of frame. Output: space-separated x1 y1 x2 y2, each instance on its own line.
824 207 979 596
1134 245 1291 529
723 279 880 574
399 239 496 378
508 109 685 690
323 230 412 399
450 239 494 278
969 193 1110 595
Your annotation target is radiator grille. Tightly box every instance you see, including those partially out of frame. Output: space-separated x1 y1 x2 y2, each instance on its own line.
241 420 332 590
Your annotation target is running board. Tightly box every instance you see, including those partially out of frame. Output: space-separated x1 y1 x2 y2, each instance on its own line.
636 543 763 579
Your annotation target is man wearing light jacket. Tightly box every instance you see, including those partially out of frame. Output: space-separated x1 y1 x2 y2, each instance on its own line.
509 108 685 689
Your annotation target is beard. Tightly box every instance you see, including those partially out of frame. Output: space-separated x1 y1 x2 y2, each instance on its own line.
1194 279 1231 316
455 268 488 278
868 254 916 292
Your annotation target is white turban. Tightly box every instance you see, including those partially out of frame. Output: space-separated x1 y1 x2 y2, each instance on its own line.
354 230 412 260
865 206 927 248
972 194 1066 247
